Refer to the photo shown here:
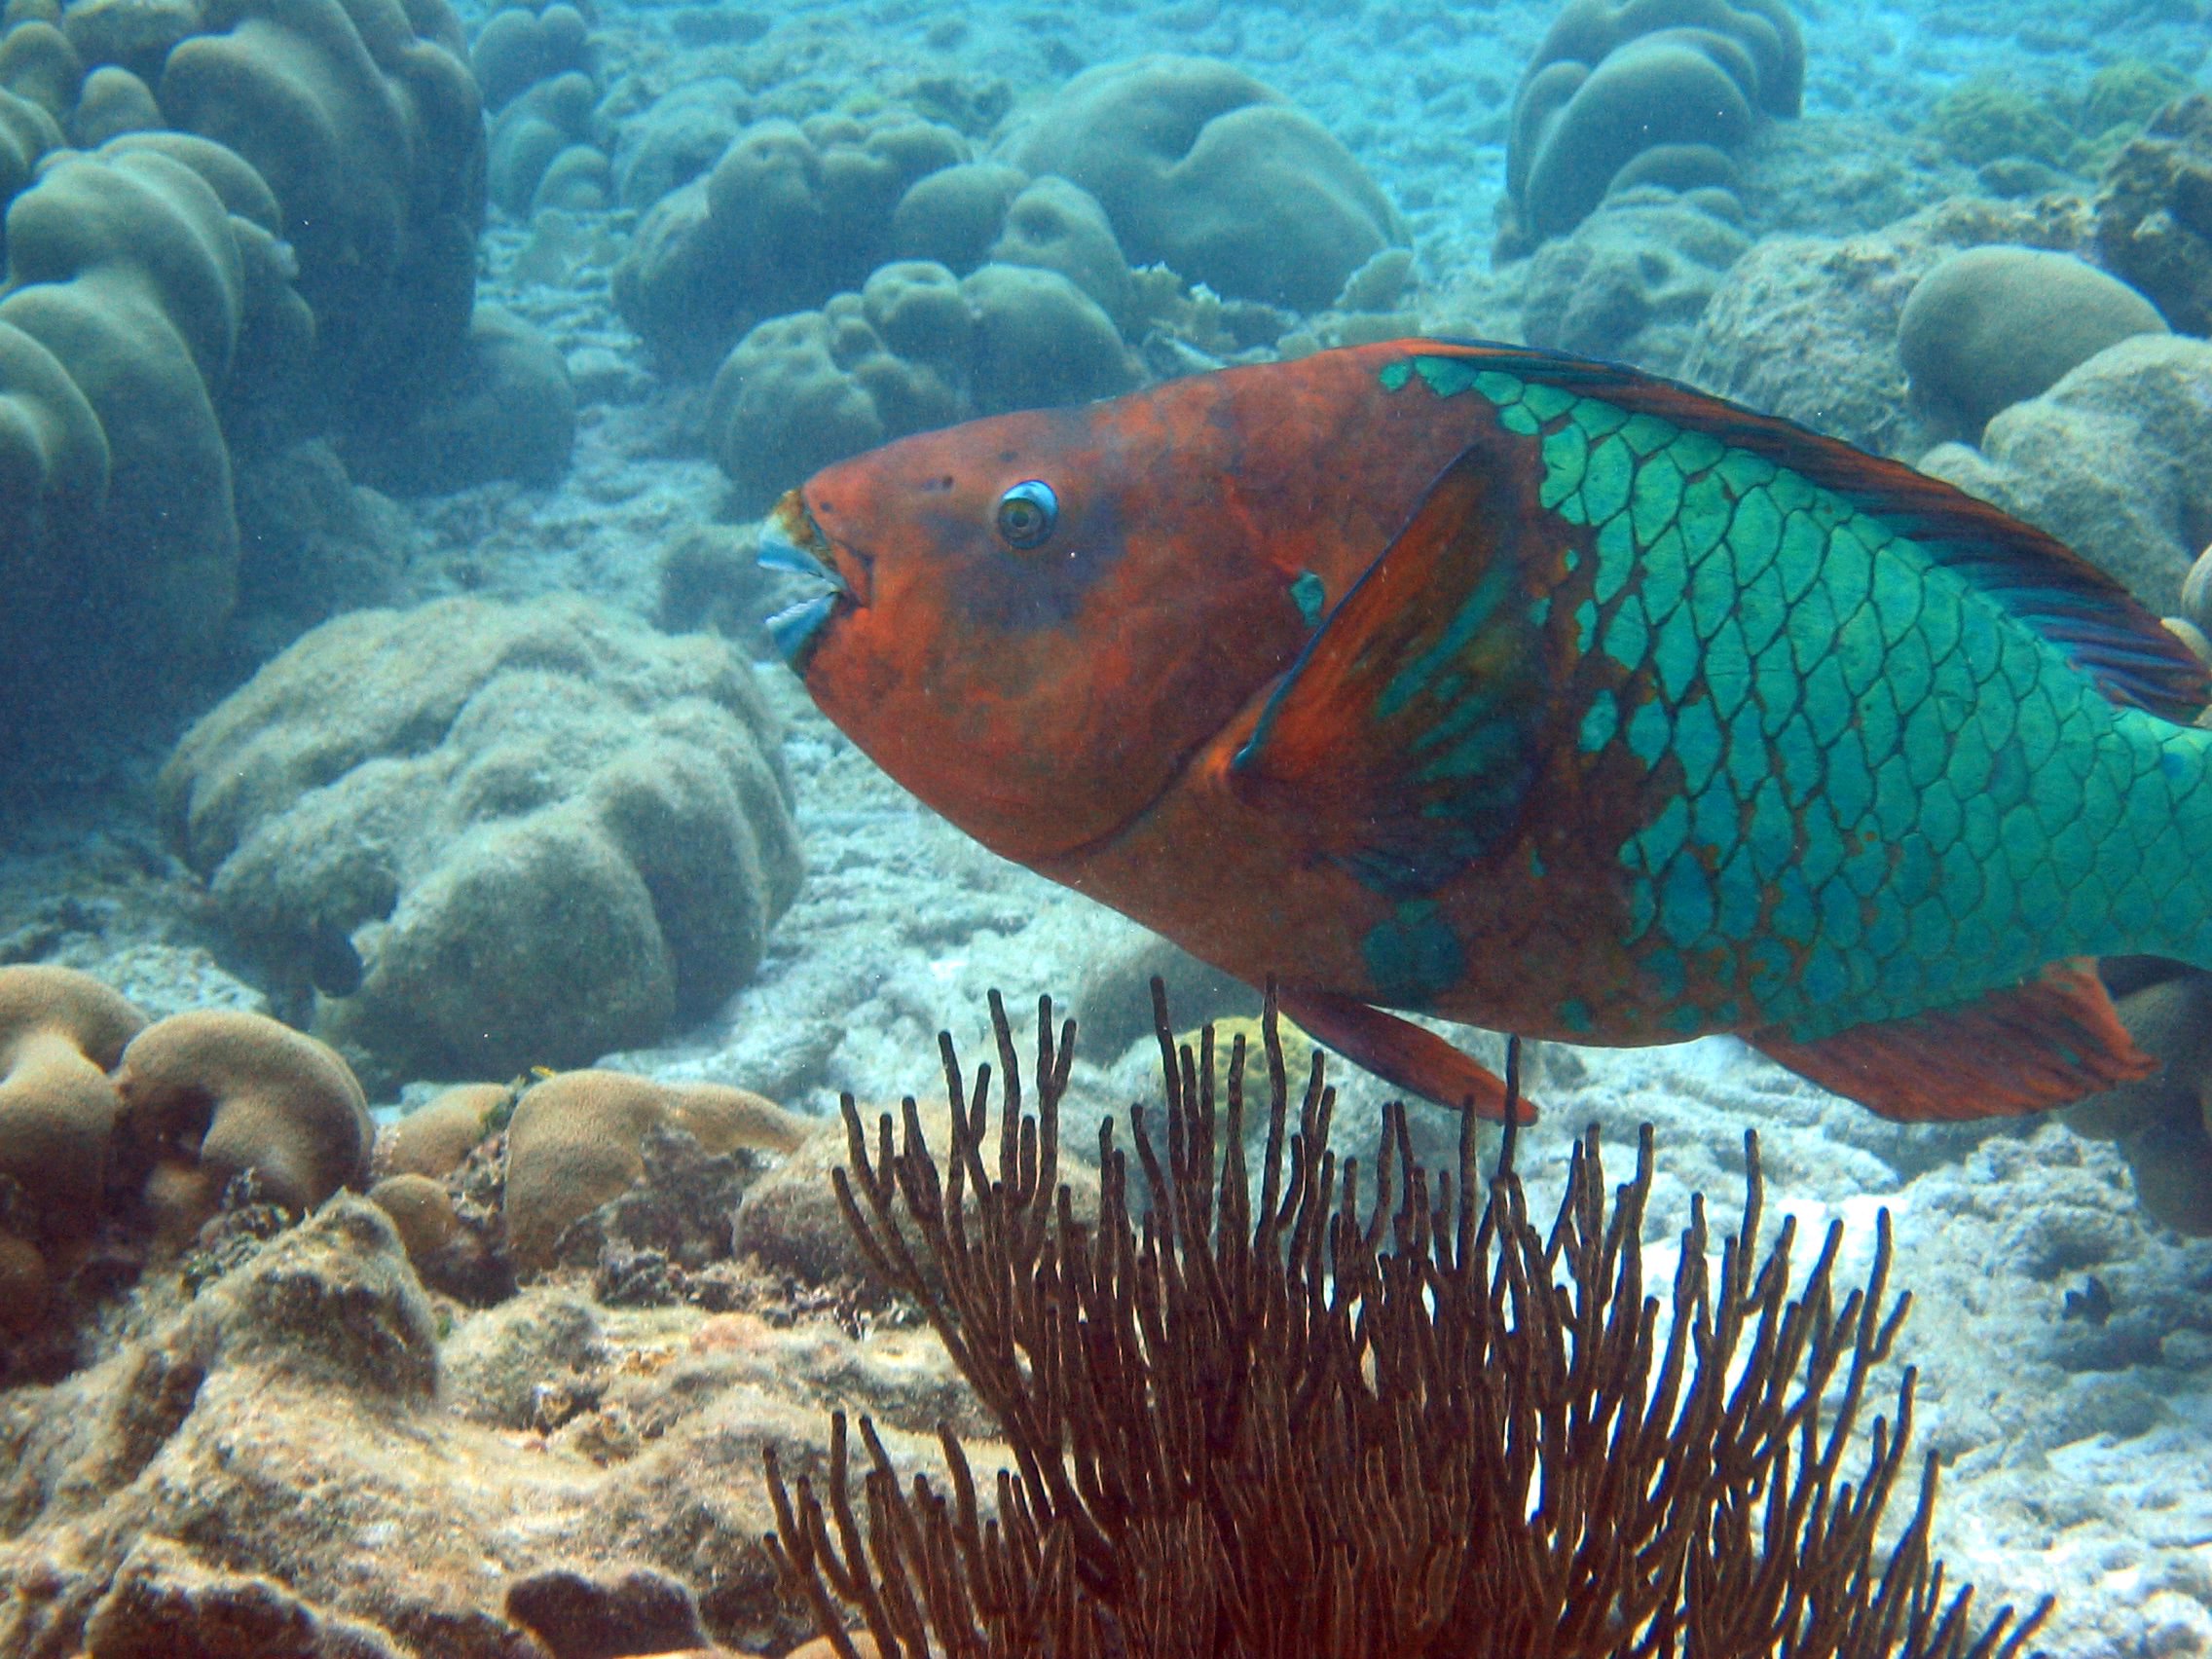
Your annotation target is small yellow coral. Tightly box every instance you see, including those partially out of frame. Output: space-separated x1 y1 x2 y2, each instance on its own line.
1174 1013 1325 1100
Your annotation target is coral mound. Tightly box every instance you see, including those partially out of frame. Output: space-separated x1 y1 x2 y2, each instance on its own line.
504 1069 810 1270
1008 54 1405 311
114 1009 373 1246
1502 0 1802 252
1898 245 2165 430
0 966 145 1335
156 595 804 1088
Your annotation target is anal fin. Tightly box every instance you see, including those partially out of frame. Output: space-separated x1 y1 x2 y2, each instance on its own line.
1748 959 2154 1122
1277 985 1535 1123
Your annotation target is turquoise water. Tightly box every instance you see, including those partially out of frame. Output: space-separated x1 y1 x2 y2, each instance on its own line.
2 0 2212 1653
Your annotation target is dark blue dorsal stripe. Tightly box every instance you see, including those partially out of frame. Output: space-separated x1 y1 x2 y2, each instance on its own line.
1415 338 2211 723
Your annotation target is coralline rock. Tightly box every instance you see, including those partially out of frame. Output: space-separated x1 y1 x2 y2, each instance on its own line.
2096 92 2212 335
80 1535 410 1658
0 1187 974 1654
1917 332 2212 611
441 1285 602 1430
504 1564 707 1659
1681 194 2096 455
1520 184 1751 374
156 596 804 1089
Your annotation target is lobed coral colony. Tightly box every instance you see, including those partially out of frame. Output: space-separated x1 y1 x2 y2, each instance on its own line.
8 0 2212 1651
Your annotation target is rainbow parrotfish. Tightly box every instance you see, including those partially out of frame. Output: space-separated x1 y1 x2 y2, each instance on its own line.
759 338 2212 1124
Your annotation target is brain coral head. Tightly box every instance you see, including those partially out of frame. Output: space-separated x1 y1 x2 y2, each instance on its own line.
1008 55 1406 312
1505 0 1803 249
0 965 147 1238
502 1069 807 1269
112 1009 372 1244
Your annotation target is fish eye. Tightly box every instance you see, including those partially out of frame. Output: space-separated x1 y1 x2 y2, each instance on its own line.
995 479 1058 550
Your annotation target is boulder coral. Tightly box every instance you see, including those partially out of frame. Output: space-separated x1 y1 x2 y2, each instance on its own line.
1007 54 1406 312
156 595 805 1088
378 1080 512 1179
487 66 598 217
2064 958 2212 1237
345 303 576 494
1501 0 1802 253
156 0 486 418
469 0 590 115
113 1009 373 1246
1898 246 2167 431
503 1069 810 1269
0 0 499 719
707 257 1136 509
1918 332 2212 612
0 133 313 680
0 966 146 1330
613 107 967 372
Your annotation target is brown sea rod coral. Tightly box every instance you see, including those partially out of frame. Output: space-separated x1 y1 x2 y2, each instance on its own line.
765 987 2049 1658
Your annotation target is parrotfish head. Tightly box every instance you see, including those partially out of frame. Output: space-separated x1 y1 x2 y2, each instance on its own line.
760 388 1331 866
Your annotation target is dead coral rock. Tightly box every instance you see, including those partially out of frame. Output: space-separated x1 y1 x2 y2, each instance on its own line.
443 1286 604 1430
81 1535 408 1659
0 1231 49 1334
0 1182 849 1657
504 1563 708 1659
113 1009 372 1246
2096 92 2212 335
201 1195 441 1402
504 1072 810 1272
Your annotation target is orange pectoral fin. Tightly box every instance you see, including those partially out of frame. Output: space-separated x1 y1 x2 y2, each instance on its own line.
1277 985 1536 1123
1748 958 2155 1122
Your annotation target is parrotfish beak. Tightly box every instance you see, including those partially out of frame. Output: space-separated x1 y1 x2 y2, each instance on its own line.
757 491 851 667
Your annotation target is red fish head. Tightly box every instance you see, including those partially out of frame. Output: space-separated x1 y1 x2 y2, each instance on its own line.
761 389 1333 865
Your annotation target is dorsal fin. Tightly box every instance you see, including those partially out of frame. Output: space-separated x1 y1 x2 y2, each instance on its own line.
1402 339 2211 722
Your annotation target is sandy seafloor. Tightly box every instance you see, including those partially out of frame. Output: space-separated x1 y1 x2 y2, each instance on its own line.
9 0 2212 1651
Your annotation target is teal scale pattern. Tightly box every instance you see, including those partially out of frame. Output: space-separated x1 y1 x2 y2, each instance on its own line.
1389 353 2212 1044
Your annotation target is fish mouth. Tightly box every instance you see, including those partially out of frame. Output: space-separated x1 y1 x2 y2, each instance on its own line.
758 491 864 667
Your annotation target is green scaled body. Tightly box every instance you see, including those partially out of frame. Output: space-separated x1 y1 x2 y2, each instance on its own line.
1375 350 2212 1055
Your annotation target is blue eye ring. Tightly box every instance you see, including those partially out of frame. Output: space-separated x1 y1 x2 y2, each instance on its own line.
995 479 1058 550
